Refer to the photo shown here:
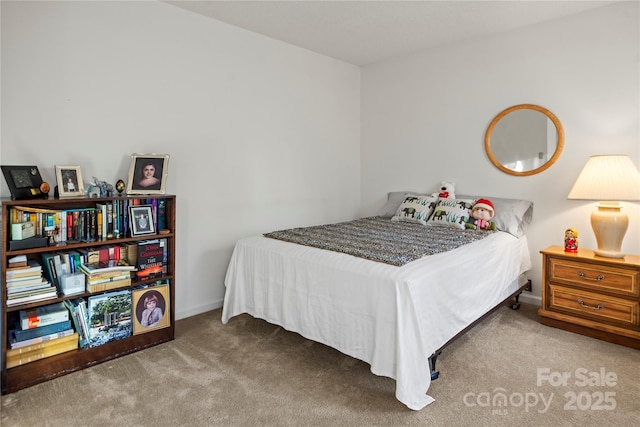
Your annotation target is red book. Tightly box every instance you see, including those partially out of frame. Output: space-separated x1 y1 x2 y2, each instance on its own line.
67 214 73 240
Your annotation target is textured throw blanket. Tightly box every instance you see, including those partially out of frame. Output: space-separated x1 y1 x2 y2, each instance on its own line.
264 216 495 266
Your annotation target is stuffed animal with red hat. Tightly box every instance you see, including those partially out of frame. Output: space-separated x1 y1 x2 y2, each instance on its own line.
465 198 497 230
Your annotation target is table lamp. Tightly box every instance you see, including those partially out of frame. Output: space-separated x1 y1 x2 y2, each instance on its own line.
567 155 640 258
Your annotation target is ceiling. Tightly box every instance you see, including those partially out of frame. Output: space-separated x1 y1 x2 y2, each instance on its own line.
165 0 618 66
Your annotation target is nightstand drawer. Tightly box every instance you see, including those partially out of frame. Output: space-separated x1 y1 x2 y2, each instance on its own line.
549 285 639 327
549 258 639 297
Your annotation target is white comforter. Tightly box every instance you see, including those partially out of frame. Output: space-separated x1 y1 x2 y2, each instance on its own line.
222 231 531 410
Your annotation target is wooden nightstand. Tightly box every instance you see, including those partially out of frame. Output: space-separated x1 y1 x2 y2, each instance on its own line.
538 246 640 349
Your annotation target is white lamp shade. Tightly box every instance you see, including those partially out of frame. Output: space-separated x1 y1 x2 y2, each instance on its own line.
567 155 640 201
567 154 640 258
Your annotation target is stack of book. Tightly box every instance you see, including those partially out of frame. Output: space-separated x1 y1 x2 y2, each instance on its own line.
6 256 58 307
7 302 78 368
79 259 135 293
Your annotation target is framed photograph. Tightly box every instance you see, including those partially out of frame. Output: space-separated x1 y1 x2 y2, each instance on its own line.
1 165 47 199
132 285 170 334
129 205 156 236
126 154 169 195
55 165 84 198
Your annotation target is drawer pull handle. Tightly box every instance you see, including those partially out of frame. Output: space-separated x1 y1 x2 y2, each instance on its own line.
577 299 604 310
578 272 605 281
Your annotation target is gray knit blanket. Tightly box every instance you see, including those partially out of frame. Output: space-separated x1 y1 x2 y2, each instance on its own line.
264 216 495 267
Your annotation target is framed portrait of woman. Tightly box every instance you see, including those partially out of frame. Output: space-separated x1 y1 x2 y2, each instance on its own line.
126 154 169 195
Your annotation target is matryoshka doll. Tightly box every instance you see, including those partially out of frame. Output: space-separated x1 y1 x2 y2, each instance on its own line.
564 228 578 253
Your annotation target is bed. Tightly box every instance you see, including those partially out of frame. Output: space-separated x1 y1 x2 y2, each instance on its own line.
221 192 533 410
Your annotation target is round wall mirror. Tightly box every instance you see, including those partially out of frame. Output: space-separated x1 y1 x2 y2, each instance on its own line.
484 104 564 176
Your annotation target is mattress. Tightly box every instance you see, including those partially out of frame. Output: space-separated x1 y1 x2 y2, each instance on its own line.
222 230 531 410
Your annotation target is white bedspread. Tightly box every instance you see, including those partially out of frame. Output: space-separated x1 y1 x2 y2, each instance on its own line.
222 231 531 410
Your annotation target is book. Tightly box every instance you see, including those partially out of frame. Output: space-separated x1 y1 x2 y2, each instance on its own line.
6 288 58 307
87 290 132 347
7 334 78 368
19 302 70 329
8 284 55 297
41 252 61 291
87 277 132 293
82 268 130 280
64 299 89 348
6 262 42 279
87 273 131 285
56 252 71 277
136 239 164 272
7 332 78 358
79 259 135 275
53 254 65 284
156 198 166 230
151 198 158 230
68 250 83 273
7 275 50 287
106 202 113 236
9 328 75 349
7 331 78 357
7 280 52 294
123 243 138 267
58 210 67 243
122 199 129 238
6 265 32 272
8 254 28 268
12 319 72 342
96 207 103 240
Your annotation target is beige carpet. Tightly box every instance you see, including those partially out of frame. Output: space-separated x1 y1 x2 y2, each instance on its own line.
1 303 638 426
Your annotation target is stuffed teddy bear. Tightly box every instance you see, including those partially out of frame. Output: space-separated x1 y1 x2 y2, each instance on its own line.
431 181 456 199
465 198 497 230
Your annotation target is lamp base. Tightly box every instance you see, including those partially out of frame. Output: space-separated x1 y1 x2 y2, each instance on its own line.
591 202 628 259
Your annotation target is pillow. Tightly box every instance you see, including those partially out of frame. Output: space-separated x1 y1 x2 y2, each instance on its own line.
391 195 439 225
427 198 475 229
378 191 425 218
458 195 533 237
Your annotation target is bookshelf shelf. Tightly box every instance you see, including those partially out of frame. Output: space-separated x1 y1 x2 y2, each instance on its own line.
1 195 176 394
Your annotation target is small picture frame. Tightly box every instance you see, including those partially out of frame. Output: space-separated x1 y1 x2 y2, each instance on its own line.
126 154 169 195
132 285 170 334
129 205 156 236
55 165 84 198
1 165 47 199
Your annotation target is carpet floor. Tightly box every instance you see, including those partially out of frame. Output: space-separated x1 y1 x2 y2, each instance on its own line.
1 303 638 426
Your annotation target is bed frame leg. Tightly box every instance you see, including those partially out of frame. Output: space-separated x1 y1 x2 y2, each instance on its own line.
510 279 531 310
511 293 522 310
429 350 442 380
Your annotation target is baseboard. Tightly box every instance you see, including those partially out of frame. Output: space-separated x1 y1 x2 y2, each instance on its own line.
517 293 541 306
176 299 224 320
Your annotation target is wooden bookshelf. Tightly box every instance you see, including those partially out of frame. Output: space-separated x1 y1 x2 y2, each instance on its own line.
1 195 176 394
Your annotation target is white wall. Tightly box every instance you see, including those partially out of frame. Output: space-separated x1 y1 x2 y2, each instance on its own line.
361 2 639 302
1 1 361 318
3 1 638 314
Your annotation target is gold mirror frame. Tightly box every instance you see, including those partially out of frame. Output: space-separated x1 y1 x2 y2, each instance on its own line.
484 104 564 176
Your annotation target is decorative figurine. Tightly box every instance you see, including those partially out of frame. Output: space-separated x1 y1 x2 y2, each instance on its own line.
465 198 497 230
564 228 578 253
39 181 51 197
92 177 114 197
115 179 125 195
